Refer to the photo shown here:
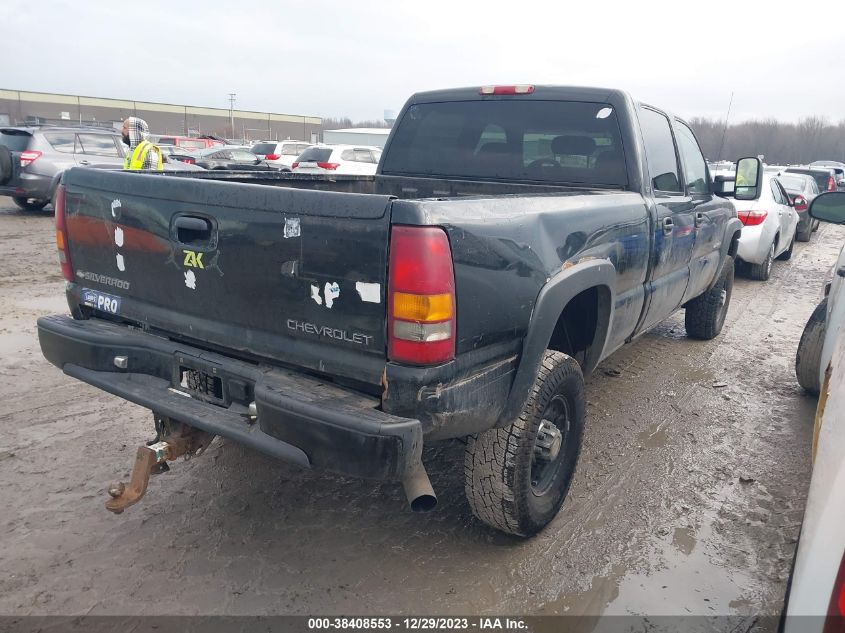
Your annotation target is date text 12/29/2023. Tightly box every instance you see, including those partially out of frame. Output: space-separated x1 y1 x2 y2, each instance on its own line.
307 618 528 631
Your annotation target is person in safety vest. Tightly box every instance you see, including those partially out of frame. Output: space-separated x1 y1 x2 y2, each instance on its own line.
121 117 163 170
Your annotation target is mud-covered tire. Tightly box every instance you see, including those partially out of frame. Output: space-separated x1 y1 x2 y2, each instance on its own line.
747 241 775 281
12 196 48 211
685 256 734 340
464 351 585 537
796 223 812 242
795 299 827 395
777 234 795 261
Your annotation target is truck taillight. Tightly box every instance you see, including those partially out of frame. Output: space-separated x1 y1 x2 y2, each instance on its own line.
388 226 456 366
291 162 299 169
737 210 768 226
265 153 280 160
826 551 845 633
20 150 42 167
54 184 73 282
317 162 340 170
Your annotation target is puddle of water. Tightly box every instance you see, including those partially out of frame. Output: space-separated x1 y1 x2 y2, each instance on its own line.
604 498 756 616
672 526 697 556
637 424 669 449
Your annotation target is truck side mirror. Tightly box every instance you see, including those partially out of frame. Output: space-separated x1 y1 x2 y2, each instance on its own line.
712 175 735 196
809 191 845 224
734 157 763 200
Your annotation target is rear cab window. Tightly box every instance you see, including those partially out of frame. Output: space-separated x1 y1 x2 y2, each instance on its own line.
381 100 628 186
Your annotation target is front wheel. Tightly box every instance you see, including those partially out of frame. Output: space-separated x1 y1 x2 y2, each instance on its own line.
12 196 48 211
685 256 734 340
464 351 585 537
795 299 827 395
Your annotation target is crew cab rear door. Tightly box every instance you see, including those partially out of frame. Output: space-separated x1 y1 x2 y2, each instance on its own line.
634 106 696 334
62 169 393 385
673 119 732 303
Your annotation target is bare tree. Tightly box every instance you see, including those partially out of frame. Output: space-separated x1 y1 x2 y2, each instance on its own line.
689 116 845 164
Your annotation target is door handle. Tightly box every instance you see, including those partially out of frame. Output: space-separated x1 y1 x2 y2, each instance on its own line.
173 216 213 245
662 217 674 236
78 160 91 165
694 212 705 227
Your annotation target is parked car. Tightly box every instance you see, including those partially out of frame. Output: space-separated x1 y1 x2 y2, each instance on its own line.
785 191 845 632
785 166 844 193
159 145 198 165
154 135 224 151
777 172 821 241
250 140 312 171
292 144 382 175
0 125 124 210
39 85 748 536
192 146 274 170
734 173 799 280
809 160 845 188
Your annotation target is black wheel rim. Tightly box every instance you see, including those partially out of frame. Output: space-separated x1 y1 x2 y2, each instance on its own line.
530 395 571 496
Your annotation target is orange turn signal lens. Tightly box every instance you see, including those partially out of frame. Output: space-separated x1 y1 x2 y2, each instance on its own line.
392 292 453 322
56 230 65 250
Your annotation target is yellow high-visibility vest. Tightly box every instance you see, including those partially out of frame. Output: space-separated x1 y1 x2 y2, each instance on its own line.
123 140 163 170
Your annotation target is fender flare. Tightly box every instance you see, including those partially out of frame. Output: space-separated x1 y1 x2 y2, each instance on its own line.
496 259 617 427
723 217 743 260
705 217 742 292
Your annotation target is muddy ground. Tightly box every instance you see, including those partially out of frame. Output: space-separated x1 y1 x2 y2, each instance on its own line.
0 198 841 623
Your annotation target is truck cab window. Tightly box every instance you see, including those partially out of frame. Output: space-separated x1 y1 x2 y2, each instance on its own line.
674 121 709 194
639 107 681 193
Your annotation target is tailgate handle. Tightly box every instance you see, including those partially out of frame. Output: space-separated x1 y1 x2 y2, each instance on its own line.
174 216 213 244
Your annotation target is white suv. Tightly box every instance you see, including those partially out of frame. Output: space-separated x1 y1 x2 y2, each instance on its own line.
292 145 382 175
250 140 312 172
785 191 845 632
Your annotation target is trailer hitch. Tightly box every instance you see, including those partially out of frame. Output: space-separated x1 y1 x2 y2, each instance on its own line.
106 422 214 514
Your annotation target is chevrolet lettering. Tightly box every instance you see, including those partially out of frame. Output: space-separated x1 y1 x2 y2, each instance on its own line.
287 319 373 346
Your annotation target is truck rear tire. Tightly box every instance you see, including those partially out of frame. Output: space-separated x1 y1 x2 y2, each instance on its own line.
13 197 48 211
795 299 827 396
464 351 585 537
747 242 775 281
685 256 734 340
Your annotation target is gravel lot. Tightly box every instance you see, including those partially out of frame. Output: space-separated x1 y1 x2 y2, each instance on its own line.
1 198 841 621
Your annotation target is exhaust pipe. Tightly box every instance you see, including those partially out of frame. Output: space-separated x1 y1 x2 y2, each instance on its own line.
402 462 437 512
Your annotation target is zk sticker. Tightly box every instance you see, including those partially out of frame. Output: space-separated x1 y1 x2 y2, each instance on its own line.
183 250 204 269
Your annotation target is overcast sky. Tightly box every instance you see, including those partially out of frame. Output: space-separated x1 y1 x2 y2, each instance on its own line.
4 0 844 124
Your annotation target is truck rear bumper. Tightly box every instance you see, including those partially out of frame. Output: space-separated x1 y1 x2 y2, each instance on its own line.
37 315 423 481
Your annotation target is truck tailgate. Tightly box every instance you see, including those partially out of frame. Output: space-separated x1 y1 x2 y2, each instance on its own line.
62 168 393 385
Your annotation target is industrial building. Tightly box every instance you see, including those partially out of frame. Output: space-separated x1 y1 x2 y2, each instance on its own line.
322 128 391 149
0 89 322 143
